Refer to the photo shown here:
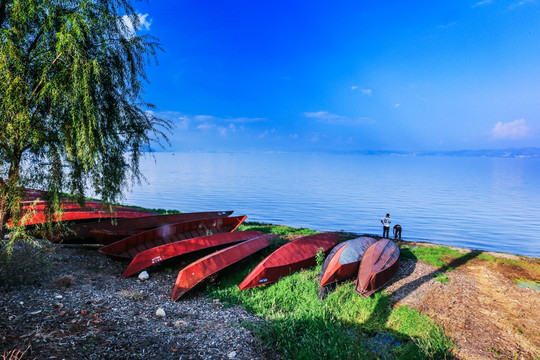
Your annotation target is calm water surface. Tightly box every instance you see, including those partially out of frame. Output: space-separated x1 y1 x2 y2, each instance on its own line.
122 152 540 258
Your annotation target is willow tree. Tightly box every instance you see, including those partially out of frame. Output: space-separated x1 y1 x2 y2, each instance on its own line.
0 0 170 249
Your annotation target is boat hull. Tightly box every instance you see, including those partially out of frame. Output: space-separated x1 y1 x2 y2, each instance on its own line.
355 239 400 297
122 230 265 278
20 209 154 226
319 236 377 287
238 232 340 290
171 235 271 300
99 215 247 260
54 211 234 244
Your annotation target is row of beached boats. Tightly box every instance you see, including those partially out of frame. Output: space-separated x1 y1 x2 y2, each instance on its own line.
20 192 400 300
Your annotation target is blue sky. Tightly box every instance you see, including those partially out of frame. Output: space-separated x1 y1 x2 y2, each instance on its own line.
131 0 540 152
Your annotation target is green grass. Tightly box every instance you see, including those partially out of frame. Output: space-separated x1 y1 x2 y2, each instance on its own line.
402 245 463 268
238 221 317 237
205 228 454 360
433 273 450 283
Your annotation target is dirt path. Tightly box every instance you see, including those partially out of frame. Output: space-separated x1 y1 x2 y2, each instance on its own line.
385 250 540 360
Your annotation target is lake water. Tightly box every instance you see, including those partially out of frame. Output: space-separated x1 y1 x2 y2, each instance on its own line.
121 152 540 258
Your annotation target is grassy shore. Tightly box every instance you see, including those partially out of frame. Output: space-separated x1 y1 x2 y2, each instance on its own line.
199 221 539 360
7 204 539 359
201 222 453 359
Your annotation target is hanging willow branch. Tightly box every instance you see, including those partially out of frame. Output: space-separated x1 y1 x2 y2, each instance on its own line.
0 0 171 253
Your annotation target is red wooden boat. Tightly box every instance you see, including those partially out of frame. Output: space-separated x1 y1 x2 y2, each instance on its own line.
22 200 103 210
99 215 247 260
17 208 155 226
171 234 271 301
53 211 234 244
238 232 340 290
122 230 265 278
319 236 377 287
355 239 400 297
23 188 47 201
21 200 149 214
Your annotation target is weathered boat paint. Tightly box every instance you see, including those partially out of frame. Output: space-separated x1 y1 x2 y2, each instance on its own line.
172 234 272 301
122 230 264 278
99 215 247 260
319 236 378 287
53 211 234 244
238 232 340 290
355 239 400 297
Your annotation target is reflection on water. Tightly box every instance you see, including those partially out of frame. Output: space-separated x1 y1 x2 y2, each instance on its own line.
122 152 540 258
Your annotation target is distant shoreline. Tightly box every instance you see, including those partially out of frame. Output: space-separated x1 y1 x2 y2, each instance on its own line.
146 147 540 158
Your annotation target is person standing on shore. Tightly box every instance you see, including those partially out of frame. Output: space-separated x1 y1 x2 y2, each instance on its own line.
393 224 402 240
381 214 391 238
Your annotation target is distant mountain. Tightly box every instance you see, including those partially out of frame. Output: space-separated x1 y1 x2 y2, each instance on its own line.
338 148 540 158
147 147 540 158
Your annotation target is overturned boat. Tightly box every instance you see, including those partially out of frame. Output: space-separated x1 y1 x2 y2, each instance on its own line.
54 211 234 244
99 215 247 260
171 234 272 301
319 236 378 287
20 208 155 226
238 232 340 290
355 239 400 297
122 230 265 278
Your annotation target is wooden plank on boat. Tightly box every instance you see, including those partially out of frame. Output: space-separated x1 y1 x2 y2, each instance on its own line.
16 208 155 227
171 234 271 301
319 236 377 287
122 230 265 278
53 211 234 244
99 215 247 260
238 232 340 290
355 239 400 297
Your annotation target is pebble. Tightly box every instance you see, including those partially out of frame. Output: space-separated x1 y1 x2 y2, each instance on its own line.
138 271 149 280
156 308 166 318
228 350 237 359
55 295 63 299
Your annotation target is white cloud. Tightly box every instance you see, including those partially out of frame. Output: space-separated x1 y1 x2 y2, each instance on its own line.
437 21 457 29
154 111 264 137
304 111 373 126
304 111 345 120
394 103 401 108
491 119 530 139
361 89 373 96
472 0 492 7
218 127 228 136
227 117 265 123
351 86 372 95
259 128 276 138
197 122 231 136
121 13 152 37
176 115 190 130
193 115 264 123
509 0 534 9
196 123 215 131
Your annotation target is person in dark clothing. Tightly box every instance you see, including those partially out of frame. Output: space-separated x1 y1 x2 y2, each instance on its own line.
381 213 391 238
393 224 402 240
